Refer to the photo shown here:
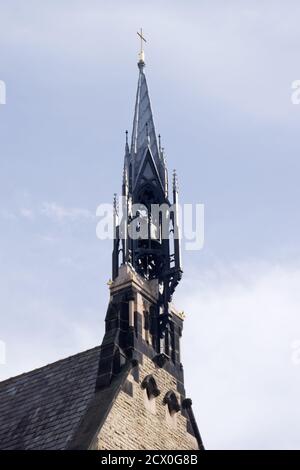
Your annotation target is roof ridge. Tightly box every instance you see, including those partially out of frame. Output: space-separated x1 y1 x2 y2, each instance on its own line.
0 345 101 388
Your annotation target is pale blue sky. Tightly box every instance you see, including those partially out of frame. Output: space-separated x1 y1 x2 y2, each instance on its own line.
1 0 300 449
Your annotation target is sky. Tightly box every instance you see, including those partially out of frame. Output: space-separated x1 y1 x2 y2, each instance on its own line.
0 0 300 450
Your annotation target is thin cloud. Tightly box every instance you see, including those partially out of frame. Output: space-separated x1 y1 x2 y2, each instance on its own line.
179 259 300 449
1 203 94 224
41 202 94 222
20 208 34 220
0 209 16 221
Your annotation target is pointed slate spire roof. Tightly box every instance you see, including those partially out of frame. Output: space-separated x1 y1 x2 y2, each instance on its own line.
130 61 165 188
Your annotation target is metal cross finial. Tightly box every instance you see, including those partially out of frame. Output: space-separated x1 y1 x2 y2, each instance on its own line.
137 28 147 53
137 28 147 63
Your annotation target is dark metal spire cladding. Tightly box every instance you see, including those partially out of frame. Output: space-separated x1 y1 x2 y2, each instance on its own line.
111 57 183 356
130 61 166 190
104 53 186 390
125 130 129 153
113 57 182 282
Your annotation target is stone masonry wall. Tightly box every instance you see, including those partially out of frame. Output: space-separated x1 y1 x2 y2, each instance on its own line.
91 356 198 450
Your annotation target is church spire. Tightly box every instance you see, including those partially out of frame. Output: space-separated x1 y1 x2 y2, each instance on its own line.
109 42 183 367
130 36 166 190
94 45 204 452
112 44 182 288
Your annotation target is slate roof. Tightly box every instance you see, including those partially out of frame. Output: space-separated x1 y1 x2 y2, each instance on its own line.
0 346 101 450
